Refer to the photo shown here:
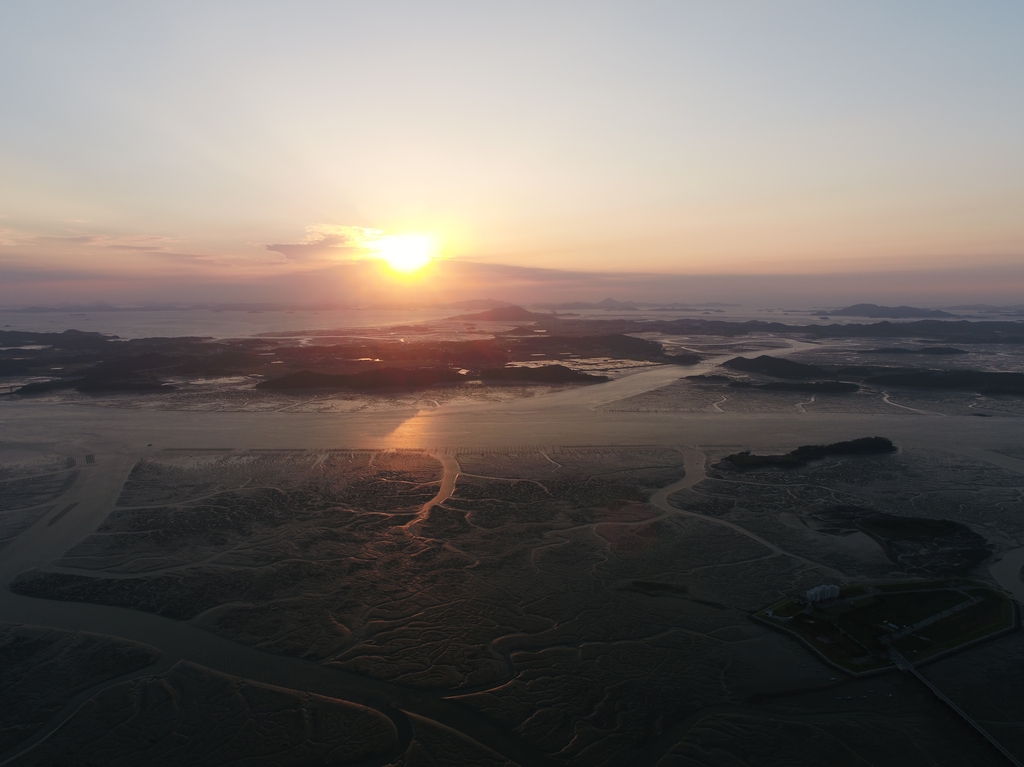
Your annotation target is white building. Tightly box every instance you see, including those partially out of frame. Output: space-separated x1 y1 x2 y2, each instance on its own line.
805 584 840 603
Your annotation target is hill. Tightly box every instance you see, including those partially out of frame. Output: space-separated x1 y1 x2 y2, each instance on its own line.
480 365 608 383
445 305 551 322
721 355 829 379
832 304 954 319
719 437 896 471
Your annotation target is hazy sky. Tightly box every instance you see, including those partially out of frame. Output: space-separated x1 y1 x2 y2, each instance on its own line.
1 2 1023 305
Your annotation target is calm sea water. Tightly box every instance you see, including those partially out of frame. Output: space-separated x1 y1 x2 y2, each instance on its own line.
0 306 938 341
0 308 463 340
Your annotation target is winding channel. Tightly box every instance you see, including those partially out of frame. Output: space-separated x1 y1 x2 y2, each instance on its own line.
990 547 1024 605
649 447 845 578
0 441 847 766
3 338 1024 765
0 455 557 767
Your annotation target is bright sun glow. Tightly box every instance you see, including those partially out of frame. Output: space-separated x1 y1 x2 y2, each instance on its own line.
369 234 437 273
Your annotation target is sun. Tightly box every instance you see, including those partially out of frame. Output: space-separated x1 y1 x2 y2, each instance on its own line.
370 234 436 273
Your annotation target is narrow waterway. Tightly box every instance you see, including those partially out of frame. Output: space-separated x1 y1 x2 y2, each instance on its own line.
990 547 1024 605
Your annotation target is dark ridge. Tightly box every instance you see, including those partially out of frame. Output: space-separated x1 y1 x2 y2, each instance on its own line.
864 370 1024 395
178 351 268 374
444 305 551 322
570 333 669 359
728 380 859 393
721 355 829 379
13 351 185 394
532 298 639 310
255 367 466 391
832 304 955 319
445 298 513 310
479 365 608 383
88 352 183 374
687 374 732 383
12 318 1024 353
16 378 176 394
1 328 696 402
0 328 114 351
494 332 698 363
718 437 896 471
16 375 177 394
539 317 1024 344
856 347 968 356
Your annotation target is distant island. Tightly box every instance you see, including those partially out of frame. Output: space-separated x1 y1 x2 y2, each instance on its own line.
722 355 829 379
5 298 517 314
718 437 897 470
531 298 639 311
865 370 1024 395
444 305 552 322
529 299 739 311
257 364 608 390
831 304 955 319
479 365 609 383
856 347 968 356
3 327 699 397
255 367 467 391
718 352 1024 396
728 380 859 393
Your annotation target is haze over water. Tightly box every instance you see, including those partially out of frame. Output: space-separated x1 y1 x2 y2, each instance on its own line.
2 3 1023 307
3 4 1024 767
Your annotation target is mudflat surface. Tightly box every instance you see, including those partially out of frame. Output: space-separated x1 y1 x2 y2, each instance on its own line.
0 623 161 754
2 352 1024 766
6 661 398 767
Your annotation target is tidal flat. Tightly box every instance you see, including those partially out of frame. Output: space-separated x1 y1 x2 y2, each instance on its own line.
3 320 1024 766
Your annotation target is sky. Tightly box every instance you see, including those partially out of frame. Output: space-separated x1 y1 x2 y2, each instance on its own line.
1 1 1023 307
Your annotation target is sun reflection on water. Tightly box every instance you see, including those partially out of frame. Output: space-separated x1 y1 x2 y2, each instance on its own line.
382 410 436 450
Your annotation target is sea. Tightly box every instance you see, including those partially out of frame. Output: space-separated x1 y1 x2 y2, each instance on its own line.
0 308 466 341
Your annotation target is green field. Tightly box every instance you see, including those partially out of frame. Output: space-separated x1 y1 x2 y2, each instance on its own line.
756 580 1016 674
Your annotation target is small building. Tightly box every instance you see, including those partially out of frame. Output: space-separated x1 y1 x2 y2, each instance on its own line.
805 584 840 603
